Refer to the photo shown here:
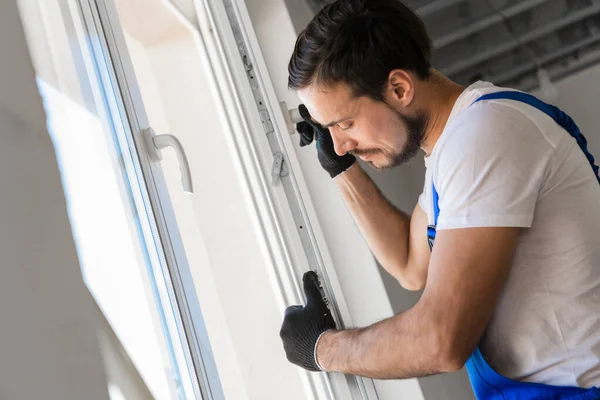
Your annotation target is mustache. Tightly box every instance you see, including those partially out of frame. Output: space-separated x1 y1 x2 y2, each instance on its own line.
350 148 383 156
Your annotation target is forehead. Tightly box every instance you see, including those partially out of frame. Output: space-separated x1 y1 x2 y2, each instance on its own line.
297 83 357 124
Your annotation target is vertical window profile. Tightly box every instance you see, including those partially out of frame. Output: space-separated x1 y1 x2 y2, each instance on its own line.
19 0 222 398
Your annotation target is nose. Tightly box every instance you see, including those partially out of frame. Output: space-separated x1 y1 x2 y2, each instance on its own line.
329 126 357 156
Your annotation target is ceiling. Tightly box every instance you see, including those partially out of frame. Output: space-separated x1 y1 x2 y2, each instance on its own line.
307 0 600 91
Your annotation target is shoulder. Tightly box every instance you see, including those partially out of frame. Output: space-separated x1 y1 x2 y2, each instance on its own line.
449 100 539 140
435 100 553 166
431 100 554 195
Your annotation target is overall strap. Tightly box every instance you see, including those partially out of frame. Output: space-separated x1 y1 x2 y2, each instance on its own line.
426 183 440 251
473 91 600 184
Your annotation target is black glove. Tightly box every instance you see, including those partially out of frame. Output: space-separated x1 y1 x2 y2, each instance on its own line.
280 271 337 371
296 104 356 178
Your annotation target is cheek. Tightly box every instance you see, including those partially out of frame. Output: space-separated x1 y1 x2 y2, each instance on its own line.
355 102 406 146
358 115 388 140
375 113 411 153
364 114 402 143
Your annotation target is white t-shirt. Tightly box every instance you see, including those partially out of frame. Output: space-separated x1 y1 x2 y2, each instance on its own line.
419 81 600 387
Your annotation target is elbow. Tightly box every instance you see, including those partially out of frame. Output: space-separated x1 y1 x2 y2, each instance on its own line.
432 333 472 373
423 315 472 372
437 349 468 373
414 299 477 373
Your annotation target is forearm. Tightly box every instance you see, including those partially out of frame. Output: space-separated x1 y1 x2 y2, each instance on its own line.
316 304 459 379
336 164 415 286
313 227 519 379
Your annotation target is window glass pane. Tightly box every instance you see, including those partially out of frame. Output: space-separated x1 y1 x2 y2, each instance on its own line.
19 1 195 398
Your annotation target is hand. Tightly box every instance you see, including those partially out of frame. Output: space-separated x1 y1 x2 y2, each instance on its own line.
280 271 337 371
296 104 356 178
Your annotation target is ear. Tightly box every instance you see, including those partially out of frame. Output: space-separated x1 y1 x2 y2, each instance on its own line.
386 70 415 108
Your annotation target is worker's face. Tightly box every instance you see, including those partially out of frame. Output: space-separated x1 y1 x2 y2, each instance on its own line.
298 81 427 171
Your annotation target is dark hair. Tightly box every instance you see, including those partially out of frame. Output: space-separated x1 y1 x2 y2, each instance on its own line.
288 0 432 101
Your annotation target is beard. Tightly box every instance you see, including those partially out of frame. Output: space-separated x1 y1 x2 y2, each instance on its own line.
351 109 429 171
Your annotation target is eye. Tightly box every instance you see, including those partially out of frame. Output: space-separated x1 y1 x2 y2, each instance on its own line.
339 122 354 131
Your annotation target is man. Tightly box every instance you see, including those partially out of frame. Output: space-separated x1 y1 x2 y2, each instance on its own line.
278 0 600 398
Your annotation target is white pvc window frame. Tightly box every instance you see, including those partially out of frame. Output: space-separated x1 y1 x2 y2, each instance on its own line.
69 0 226 398
186 0 382 398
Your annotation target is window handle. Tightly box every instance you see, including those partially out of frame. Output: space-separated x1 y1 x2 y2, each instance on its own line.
142 128 194 194
280 102 304 134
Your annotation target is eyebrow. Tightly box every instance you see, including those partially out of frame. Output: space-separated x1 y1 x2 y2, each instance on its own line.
316 117 350 128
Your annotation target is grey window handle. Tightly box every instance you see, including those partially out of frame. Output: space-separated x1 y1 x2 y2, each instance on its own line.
288 107 303 124
280 102 304 134
142 128 194 194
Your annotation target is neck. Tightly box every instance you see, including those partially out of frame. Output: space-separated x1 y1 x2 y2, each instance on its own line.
419 70 464 156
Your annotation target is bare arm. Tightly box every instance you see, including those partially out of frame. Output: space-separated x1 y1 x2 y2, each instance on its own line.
336 164 431 290
316 226 519 379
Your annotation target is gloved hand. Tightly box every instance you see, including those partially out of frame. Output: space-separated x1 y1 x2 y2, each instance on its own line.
280 271 337 371
296 104 356 178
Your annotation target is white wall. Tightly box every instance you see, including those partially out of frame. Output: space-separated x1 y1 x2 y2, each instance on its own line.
0 1 109 399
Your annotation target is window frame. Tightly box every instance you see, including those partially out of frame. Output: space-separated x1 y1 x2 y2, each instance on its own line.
69 0 226 397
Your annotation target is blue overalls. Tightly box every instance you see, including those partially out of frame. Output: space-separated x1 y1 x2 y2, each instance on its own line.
427 91 600 400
